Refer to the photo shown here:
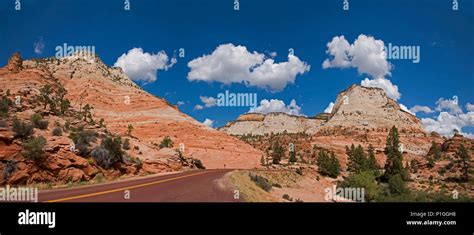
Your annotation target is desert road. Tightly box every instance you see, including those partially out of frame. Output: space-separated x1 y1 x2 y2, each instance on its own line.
38 170 240 202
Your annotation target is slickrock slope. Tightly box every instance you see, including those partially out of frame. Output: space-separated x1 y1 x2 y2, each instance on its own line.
24 55 262 169
322 84 423 132
0 52 261 187
219 112 325 135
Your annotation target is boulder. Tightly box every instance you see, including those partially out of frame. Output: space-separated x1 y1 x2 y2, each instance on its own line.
58 168 88 182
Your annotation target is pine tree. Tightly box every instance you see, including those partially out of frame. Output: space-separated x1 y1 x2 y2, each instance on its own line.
289 150 297 163
329 152 341 177
260 155 265 166
384 126 408 180
317 150 340 178
367 144 379 175
346 144 379 174
456 144 470 182
272 142 284 164
346 144 355 170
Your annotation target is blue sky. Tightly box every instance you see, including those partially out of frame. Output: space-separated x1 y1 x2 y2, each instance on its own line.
1 0 473 135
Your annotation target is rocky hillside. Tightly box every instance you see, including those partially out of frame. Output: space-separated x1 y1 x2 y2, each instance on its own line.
222 83 472 198
219 112 325 135
0 52 262 186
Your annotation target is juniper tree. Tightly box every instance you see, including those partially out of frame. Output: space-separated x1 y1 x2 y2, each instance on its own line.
159 136 173 148
127 124 133 136
38 84 53 110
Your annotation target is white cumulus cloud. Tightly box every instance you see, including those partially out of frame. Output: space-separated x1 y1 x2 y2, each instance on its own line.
361 77 401 100
114 48 176 83
199 96 217 108
187 43 310 92
202 118 214 127
323 34 392 79
466 103 474 112
249 99 303 116
435 97 463 114
409 105 434 114
323 34 401 100
421 111 474 138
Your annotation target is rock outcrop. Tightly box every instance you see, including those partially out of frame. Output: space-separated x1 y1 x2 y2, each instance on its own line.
6 52 22 73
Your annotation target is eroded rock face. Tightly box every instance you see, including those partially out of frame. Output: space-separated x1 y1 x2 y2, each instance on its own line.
7 52 22 73
220 112 324 135
324 85 423 132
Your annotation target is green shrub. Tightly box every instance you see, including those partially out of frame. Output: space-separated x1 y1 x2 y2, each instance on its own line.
388 174 408 195
12 118 34 139
123 154 142 168
91 136 123 169
0 96 11 117
31 113 49 130
69 126 97 156
249 173 272 192
22 136 47 161
159 136 173 148
3 160 17 179
339 171 380 202
91 147 111 168
52 127 63 136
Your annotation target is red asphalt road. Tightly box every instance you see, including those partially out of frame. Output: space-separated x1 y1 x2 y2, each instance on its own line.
38 170 240 202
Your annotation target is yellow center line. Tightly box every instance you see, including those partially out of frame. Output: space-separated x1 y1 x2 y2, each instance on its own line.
45 171 211 202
